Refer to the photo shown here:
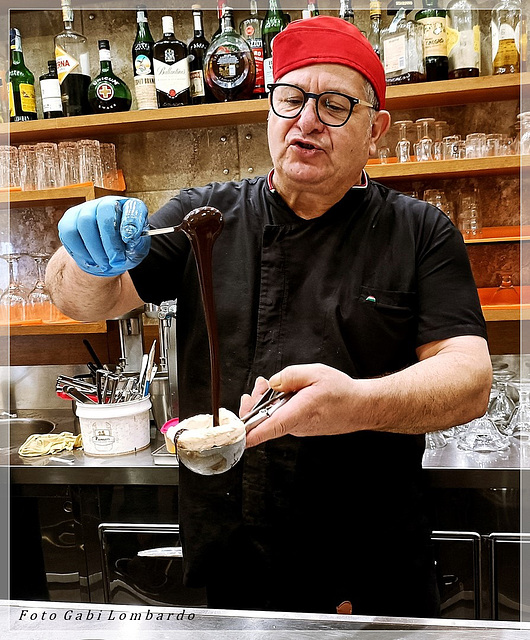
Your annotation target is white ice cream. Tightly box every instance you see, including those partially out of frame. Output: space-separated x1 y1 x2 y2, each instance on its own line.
166 408 245 452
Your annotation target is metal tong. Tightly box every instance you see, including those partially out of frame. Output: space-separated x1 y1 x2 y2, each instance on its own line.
241 388 295 432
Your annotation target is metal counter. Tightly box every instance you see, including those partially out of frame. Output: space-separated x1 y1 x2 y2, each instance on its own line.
3 599 530 638
1 409 525 488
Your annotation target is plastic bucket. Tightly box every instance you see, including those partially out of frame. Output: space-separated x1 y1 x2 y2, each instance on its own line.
75 396 152 456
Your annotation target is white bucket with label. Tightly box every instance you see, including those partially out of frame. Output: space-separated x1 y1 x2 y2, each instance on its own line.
75 396 152 456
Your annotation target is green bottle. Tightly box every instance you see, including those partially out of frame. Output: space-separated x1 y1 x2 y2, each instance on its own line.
415 0 449 81
8 28 37 122
262 0 289 92
88 40 132 113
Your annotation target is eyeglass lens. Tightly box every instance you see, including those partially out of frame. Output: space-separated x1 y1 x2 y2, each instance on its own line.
272 85 354 127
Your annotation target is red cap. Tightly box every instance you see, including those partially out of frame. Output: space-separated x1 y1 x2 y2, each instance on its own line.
272 15 386 109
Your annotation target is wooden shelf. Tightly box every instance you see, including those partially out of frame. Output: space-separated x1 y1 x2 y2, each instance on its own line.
0 321 107 336
3 73 526 144
463 226 530 244
2 184 125 208
367 155 523 181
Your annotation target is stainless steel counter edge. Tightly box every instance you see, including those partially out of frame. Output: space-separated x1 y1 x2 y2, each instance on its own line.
3 599 530 636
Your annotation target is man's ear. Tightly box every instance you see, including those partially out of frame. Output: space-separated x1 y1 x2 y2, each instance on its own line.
368 110 391 157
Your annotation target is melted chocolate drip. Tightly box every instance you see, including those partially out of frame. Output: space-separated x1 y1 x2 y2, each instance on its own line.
179 206 224 427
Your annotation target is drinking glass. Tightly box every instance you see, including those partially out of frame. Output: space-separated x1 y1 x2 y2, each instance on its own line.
491 272 520 305
465 133 486 159
58 141 81 186
0 146 20 188
442 135 461 160
423 189 454 223
0 253 26 323
458 188 481 237
78 139 103 186
456 415 510 452
506 380 530 439
414 117 435 162
100 142 119 189
488 370 517 434
26 253 53 322
395 120 413 163
425 431 446 449
378 146 390 164
485 133 503 157
518 112 530 155
18 145 37 191
35 142 61 189
433 121 447 160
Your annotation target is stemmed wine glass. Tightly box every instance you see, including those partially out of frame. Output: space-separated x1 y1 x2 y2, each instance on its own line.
0 253 26 323
395 120 413 163
414 117 435 162
491 272 520 305
488 369 517 434
456 415 510 453
506 380 530 439
26 253 53 322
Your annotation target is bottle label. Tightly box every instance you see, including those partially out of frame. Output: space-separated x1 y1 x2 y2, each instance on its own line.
419 16 447 57
55 44 79 83
95 80 115 102
8 83 14 118
134 74 158 109
447 26 480 71
18 82 37 113
134 54 153 76
40 78 63 113
245 24 256 38
99 49 111 63
383 34 407 74
154 57 190 97
251 45 264 94
210 49 248 87
264 57 273 91
189 69 206 98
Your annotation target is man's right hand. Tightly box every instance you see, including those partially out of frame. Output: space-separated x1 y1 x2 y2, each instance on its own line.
57 196 151 277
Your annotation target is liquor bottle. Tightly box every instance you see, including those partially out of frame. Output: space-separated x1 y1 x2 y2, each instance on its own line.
88 40 132 113
132 7 158 110
415 0 449 81
212 0 227 40
262 0 289 92
54 0 91 116
39 60 64 119
189 5 212 105
446 0 480 79
492 0 521 74
239 0 266 98
8 28 37 122
380 8 426 85
339 0 355 25
307 1 319 16
368 0 382 57
153 15 190 108
205 6 256 102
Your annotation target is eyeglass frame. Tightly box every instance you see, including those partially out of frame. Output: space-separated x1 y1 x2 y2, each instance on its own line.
267 82 375 128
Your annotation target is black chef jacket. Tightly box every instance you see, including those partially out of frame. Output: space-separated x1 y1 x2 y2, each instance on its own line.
129 174 487 617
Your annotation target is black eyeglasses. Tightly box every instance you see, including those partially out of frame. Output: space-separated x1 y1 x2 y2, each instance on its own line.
268 83 375 128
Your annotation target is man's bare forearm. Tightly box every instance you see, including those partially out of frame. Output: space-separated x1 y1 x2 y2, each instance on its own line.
45 247 145 321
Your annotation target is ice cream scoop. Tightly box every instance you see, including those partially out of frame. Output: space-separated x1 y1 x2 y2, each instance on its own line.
165 391 295 476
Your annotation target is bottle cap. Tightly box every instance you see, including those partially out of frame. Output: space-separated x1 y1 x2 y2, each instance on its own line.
162 15 174 34
98 39 110 49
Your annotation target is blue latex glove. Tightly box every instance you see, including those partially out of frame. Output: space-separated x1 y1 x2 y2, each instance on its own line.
58 196 151 277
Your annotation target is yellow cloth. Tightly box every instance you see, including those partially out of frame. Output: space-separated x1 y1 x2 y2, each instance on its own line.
18 431 83 457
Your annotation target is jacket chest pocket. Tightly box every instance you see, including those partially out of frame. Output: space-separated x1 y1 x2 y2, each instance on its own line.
359 285 417 317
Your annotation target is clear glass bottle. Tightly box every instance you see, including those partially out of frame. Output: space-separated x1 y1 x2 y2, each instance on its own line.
54 0 91 116
519 111 530 154
8 28 37 122
368 0 382 58
262 0 289 92
205 6 256 102
132 7 158 110
415 0 449 81
446 0 481 79
189 6 212 105
153 15 190 108
88 40 132 113
239 0 265 98
339 0 355 25
380 9 426 86
39 59 64 119
492 0 521 74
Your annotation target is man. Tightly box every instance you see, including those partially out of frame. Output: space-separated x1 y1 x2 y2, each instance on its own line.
47 16 491 617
